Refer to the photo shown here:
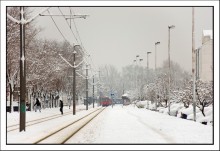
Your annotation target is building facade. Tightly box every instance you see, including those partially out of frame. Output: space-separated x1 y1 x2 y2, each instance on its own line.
197 30 213 82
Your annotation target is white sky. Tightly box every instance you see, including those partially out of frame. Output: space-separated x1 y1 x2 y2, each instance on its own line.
31 6 213 72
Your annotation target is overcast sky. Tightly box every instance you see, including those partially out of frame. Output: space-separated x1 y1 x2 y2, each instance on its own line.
32 7 213 72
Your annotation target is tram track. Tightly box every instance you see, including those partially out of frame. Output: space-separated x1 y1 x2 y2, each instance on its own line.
7 108 85 132
34 107 105 144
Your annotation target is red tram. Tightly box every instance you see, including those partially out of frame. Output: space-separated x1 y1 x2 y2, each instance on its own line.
100 96 112 106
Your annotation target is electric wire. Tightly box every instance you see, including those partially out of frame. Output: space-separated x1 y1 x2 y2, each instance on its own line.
58 7 79 45
47 10 69 43
49 7 98 79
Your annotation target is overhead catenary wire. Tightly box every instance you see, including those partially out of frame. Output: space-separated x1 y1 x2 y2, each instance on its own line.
57 7 96 75
47 8 88 69
58 7 89 57
47 10 69 43
58 7 79 45
69 7 97 72
47 7 98 79
69 7 85 51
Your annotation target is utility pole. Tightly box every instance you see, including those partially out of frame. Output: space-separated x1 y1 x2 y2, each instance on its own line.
93 75 95 108
19 7 26 132
86 64 89 110
73 46 77 115
192 7 196 122
59 45 85 115
168 25 175 115
98 70 101 106
7 7 49 132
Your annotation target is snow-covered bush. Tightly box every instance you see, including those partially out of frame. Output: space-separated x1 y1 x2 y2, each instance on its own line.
195 80 213 116
169 103 184 116
136 100 148 108
180 80 213 117
136 104 145 108
158 107 169 115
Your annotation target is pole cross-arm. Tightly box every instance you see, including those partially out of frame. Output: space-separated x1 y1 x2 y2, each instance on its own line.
7 14 20 24
59 54 74 68
76 71 94 80
7 7 50 24
26 7 50 23
76 71 86 79
75 58 87 68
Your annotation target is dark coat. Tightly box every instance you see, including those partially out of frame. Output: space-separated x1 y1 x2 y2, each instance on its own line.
34 98 41 107
60 100 63 108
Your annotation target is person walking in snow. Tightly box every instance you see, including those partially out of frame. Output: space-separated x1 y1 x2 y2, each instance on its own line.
34 98 41 112
67 96 71 109
59 100 63 115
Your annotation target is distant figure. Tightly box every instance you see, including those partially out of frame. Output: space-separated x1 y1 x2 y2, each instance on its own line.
67 96 71 109
59 100 63 115
34 98 41 112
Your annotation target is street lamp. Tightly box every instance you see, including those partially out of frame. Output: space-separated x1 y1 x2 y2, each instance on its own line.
139 58 143 100
195 47 201 80
146 51 151 109
168 25 175 115
155 42 160 71
133 59 137 90
135 55 139 100
133 59 136 63
147 52 151 70
154 41 160 110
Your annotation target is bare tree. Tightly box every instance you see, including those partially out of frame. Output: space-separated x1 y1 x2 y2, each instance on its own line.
6 7 41 112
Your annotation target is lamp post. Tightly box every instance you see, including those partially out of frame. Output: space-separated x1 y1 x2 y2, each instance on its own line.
147 52 151 109
135 55 139 96
139 58 143 100
196 47 201 80
168 25 175 115
133 59 137 89
155 41 160 110
136 55 139 62
155 42 160 71
147 52 151 70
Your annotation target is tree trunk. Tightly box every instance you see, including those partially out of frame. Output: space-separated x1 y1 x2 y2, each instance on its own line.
201 106 205 117
9 83 14 113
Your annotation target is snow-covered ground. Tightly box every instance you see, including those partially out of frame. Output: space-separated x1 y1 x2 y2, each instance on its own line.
66 105 212 144
136 100 213 125
7 104 92 126
3 103 216 150
6 104 101 143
